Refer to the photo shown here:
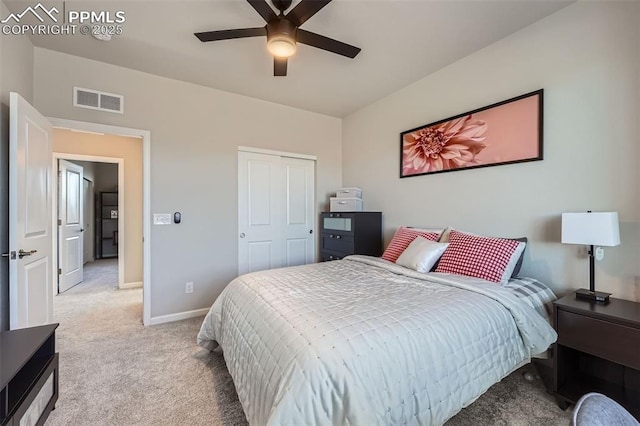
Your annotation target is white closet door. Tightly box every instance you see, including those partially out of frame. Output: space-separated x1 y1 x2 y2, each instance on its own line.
238 151 315 275
281 157 315 267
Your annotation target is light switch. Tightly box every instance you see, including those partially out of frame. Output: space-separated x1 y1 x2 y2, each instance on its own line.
153 213 171 225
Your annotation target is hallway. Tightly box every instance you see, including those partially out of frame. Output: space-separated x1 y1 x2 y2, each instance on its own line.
60 259 119 295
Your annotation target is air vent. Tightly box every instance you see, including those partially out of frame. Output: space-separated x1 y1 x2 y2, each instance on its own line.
73 87 124 114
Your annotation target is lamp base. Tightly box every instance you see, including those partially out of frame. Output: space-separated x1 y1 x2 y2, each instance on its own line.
575 288 611 304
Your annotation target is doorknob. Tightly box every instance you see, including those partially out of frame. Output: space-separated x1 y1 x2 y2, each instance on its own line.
240 233 246 238
18 249 37 259
80 228 84 232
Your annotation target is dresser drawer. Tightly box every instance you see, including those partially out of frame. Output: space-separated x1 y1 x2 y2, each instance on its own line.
557 309 640 369
322 233 354 254
321 252 345 261
321 215 355 236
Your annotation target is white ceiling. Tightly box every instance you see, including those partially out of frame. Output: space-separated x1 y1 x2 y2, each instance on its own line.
6 0 572 117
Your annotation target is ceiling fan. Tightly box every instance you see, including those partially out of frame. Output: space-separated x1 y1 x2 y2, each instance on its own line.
194 0 361 76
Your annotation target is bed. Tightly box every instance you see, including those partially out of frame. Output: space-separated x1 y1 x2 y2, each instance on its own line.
198 255 557 425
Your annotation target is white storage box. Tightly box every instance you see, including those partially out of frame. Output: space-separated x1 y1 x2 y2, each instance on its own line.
330 197 363 212
336 187 362 199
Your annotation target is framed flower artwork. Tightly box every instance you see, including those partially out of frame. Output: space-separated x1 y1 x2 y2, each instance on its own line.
400 89 543 178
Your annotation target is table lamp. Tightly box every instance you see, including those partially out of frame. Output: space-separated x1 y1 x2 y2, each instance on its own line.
561 211 620 303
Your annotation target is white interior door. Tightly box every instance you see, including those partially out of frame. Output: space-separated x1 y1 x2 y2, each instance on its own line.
8 92 54 329
238 151 315 275
282 157 315 267
238 152 283 275
58 159 84 293
82 178 94 264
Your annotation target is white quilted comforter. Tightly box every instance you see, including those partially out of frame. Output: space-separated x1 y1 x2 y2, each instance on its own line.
197 256 557 425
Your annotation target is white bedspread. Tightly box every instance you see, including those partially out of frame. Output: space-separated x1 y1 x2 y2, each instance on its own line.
198 256 557 425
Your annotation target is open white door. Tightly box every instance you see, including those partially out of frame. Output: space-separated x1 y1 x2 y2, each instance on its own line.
8 92 54 329
58 159 84 293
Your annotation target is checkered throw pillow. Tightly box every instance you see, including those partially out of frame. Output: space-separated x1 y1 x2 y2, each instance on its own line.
435 230 521 283
381 227 440 262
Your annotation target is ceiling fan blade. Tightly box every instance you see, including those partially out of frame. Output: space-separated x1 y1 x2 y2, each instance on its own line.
195 27 266 42
274 57 288 76
247 0 277 22
286 0 331 27
297 29 361 58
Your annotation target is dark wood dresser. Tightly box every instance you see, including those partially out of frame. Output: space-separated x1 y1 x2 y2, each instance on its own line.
553 295 640 417
1 324 59 426
320 212 382 261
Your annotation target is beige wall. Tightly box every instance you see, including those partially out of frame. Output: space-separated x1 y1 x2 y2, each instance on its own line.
34 49 342 320
54 129 143 285
343 2 640 300
0 0 34 331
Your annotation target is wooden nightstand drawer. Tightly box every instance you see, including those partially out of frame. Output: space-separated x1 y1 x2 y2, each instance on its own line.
553 296 640 416
557 310 640 369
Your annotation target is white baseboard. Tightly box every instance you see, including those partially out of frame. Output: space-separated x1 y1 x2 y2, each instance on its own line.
119 281 143 289
147 308 209 326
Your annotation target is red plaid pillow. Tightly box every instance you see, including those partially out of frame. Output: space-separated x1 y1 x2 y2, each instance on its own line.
435 230 520 283
382 227 441 262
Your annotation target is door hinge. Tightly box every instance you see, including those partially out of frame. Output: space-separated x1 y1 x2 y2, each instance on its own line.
58 268 62 275
58 219 62 226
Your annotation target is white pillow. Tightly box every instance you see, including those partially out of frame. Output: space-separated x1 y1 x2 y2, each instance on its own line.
395 236 449 273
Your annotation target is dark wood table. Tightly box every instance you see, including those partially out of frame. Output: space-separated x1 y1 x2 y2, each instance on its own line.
1 323 59 426
553 295 640 417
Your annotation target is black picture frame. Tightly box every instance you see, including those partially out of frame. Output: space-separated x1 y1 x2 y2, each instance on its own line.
400 89 543 178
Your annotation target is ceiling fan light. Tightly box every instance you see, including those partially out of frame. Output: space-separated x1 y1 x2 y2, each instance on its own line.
267 34 297 58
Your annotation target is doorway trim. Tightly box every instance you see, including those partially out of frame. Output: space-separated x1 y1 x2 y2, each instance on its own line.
48 117 152 326
82 177 95 264
238 145 317 161
53 153 125 290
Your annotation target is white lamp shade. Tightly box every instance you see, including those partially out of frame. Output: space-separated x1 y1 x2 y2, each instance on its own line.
267 35 297 58
561 212 620 246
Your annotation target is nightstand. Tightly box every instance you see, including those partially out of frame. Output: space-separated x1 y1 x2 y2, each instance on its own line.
553 295 640 417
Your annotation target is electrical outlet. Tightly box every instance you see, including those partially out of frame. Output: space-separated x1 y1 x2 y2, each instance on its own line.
185 282 194 294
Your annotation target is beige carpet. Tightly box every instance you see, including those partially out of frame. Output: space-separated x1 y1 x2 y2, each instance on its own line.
48 260 572 425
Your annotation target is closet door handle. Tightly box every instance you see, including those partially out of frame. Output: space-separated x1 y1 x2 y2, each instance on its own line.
18 249 37 259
